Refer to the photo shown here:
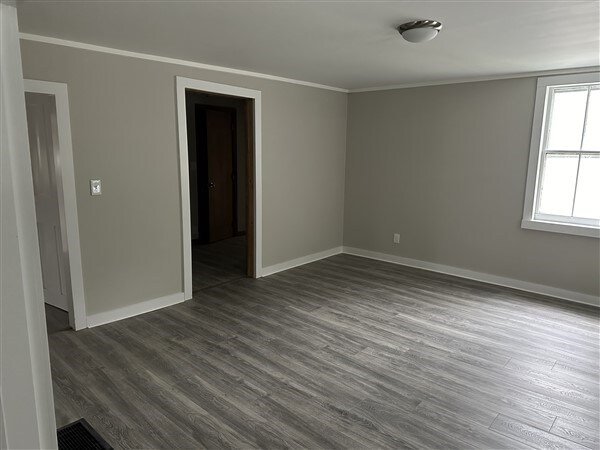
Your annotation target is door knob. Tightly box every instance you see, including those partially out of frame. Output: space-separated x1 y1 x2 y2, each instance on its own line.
209 182 215 188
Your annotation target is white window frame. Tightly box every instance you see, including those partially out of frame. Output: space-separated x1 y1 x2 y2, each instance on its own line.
522 72 600 239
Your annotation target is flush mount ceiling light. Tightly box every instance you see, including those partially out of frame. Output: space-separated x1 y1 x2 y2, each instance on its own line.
397 20 443 43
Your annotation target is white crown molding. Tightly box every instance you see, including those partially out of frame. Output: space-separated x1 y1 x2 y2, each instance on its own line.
18 33 349 93
349 66 600 93
19 33 600 95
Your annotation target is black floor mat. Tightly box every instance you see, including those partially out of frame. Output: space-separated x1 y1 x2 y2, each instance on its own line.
57 419 112 450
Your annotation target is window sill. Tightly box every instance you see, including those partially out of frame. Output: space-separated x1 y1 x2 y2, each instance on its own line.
521 219 600 238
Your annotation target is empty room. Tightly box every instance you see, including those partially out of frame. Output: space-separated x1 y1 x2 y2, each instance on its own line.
1 1 599 449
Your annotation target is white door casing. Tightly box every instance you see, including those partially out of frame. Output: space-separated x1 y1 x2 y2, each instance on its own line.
24 79 87 330
176 77 263 301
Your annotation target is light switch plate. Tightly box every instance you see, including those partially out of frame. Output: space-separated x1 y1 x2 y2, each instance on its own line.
90 179 102 196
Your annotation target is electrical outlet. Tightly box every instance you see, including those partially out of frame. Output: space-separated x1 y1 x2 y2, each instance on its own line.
393 233 400 244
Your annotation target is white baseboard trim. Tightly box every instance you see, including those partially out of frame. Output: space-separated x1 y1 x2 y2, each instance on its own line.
86 292 186 328
343 246 599 308
85 245 597 328
262 246 343 277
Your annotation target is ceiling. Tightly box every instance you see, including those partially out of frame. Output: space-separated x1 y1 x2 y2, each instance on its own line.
16 0 600 91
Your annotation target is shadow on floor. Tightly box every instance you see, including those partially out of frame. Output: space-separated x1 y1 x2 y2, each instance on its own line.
45 303 70 335
192 235 246 294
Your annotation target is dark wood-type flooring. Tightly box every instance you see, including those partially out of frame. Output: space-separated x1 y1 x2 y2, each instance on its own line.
47 254 599 449
45 303 70 334
192 236 245 293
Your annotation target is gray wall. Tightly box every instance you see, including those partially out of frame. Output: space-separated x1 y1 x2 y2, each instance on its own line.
20 39 597 317
20 40 347 316
344 78 599 297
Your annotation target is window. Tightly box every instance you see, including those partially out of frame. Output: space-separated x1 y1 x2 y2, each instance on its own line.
522 73 600 238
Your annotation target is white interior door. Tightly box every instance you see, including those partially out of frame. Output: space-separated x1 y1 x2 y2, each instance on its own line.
25 92 69 312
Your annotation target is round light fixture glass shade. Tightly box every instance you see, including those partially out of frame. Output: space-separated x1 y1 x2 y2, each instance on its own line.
401 27 439 43
397 20 443 43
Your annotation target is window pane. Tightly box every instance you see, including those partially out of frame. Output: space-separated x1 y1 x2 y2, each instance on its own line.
573 154 600 219
582 86 600 151
546 88 587 150
537 153 579 216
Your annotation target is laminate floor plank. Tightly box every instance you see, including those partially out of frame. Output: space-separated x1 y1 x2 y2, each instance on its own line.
304 264 598 358
318 257 598 328
48 253 599 449
490 414 589 449
98 324 282 449
414 400 531 449
553 362 600 384
550 417 600 449
356 345 589 432
44 304 69 334
191 236 246 293
504 359 599 398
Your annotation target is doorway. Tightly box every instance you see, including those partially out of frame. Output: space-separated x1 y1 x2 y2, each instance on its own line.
176 77 263 300
185 91 251 292
24 80 86 331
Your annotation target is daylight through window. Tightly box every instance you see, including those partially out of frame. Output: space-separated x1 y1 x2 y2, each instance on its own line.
523 74 600 237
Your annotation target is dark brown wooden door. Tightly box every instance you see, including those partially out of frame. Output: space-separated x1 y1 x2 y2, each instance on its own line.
206 108 235 242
